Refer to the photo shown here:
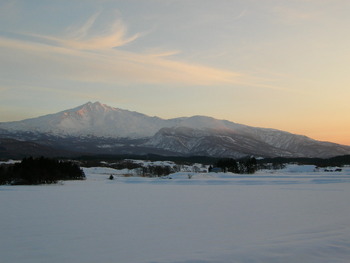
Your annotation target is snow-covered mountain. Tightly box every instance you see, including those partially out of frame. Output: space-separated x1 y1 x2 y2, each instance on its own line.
0 102 268 138
145 126 350 158
144 127 292 158
0 102 174 138
1 101 349 158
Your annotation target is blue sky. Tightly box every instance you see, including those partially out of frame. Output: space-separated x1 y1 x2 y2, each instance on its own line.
1 0 350 145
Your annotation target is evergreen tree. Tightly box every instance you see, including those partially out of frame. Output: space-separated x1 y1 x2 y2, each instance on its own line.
0 157 85 185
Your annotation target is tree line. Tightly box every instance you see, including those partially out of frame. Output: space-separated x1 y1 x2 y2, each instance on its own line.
210 157 258 174
257 155 350 167
0 157 85 185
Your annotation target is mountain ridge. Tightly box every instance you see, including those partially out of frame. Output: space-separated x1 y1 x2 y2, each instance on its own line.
0 101 349 158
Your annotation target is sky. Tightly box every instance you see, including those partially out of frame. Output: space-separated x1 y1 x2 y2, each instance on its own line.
0 0 349 145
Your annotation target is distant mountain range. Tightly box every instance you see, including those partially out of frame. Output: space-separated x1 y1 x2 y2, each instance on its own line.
1 101 349 159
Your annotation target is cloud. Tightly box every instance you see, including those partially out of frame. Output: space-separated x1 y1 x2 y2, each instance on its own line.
36 11 141 50
66 11 101 40
0 33 292 93
0 33 244 88
143 49 181 58
0 10 289 92
234 9 247 20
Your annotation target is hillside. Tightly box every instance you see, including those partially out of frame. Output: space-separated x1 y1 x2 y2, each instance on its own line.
1 102 349 158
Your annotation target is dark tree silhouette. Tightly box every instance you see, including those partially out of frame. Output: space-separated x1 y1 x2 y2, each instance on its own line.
214 157 257 174
0 157 85 185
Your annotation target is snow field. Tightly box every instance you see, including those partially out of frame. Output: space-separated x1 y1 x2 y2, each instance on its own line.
1 165 350 263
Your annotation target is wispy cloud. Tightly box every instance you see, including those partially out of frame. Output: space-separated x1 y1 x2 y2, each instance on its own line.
0 10 288 92
0 34 240 87
143 48 181 58
66 11 101 40
37 11 141 50
234 9 247 20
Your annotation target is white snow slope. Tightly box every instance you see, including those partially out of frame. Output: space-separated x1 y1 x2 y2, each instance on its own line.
1 166 350 263
2 101 350 158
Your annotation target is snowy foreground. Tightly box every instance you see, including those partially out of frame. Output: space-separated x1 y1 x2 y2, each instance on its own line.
1 165 350 263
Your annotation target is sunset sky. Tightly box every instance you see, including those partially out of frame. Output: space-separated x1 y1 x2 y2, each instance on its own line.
0 0 349 145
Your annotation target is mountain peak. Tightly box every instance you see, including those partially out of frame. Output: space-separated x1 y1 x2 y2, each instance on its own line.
81 101 117 112
1 102 350 158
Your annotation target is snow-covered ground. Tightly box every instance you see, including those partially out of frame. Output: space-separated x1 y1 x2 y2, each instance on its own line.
1 165 350 263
